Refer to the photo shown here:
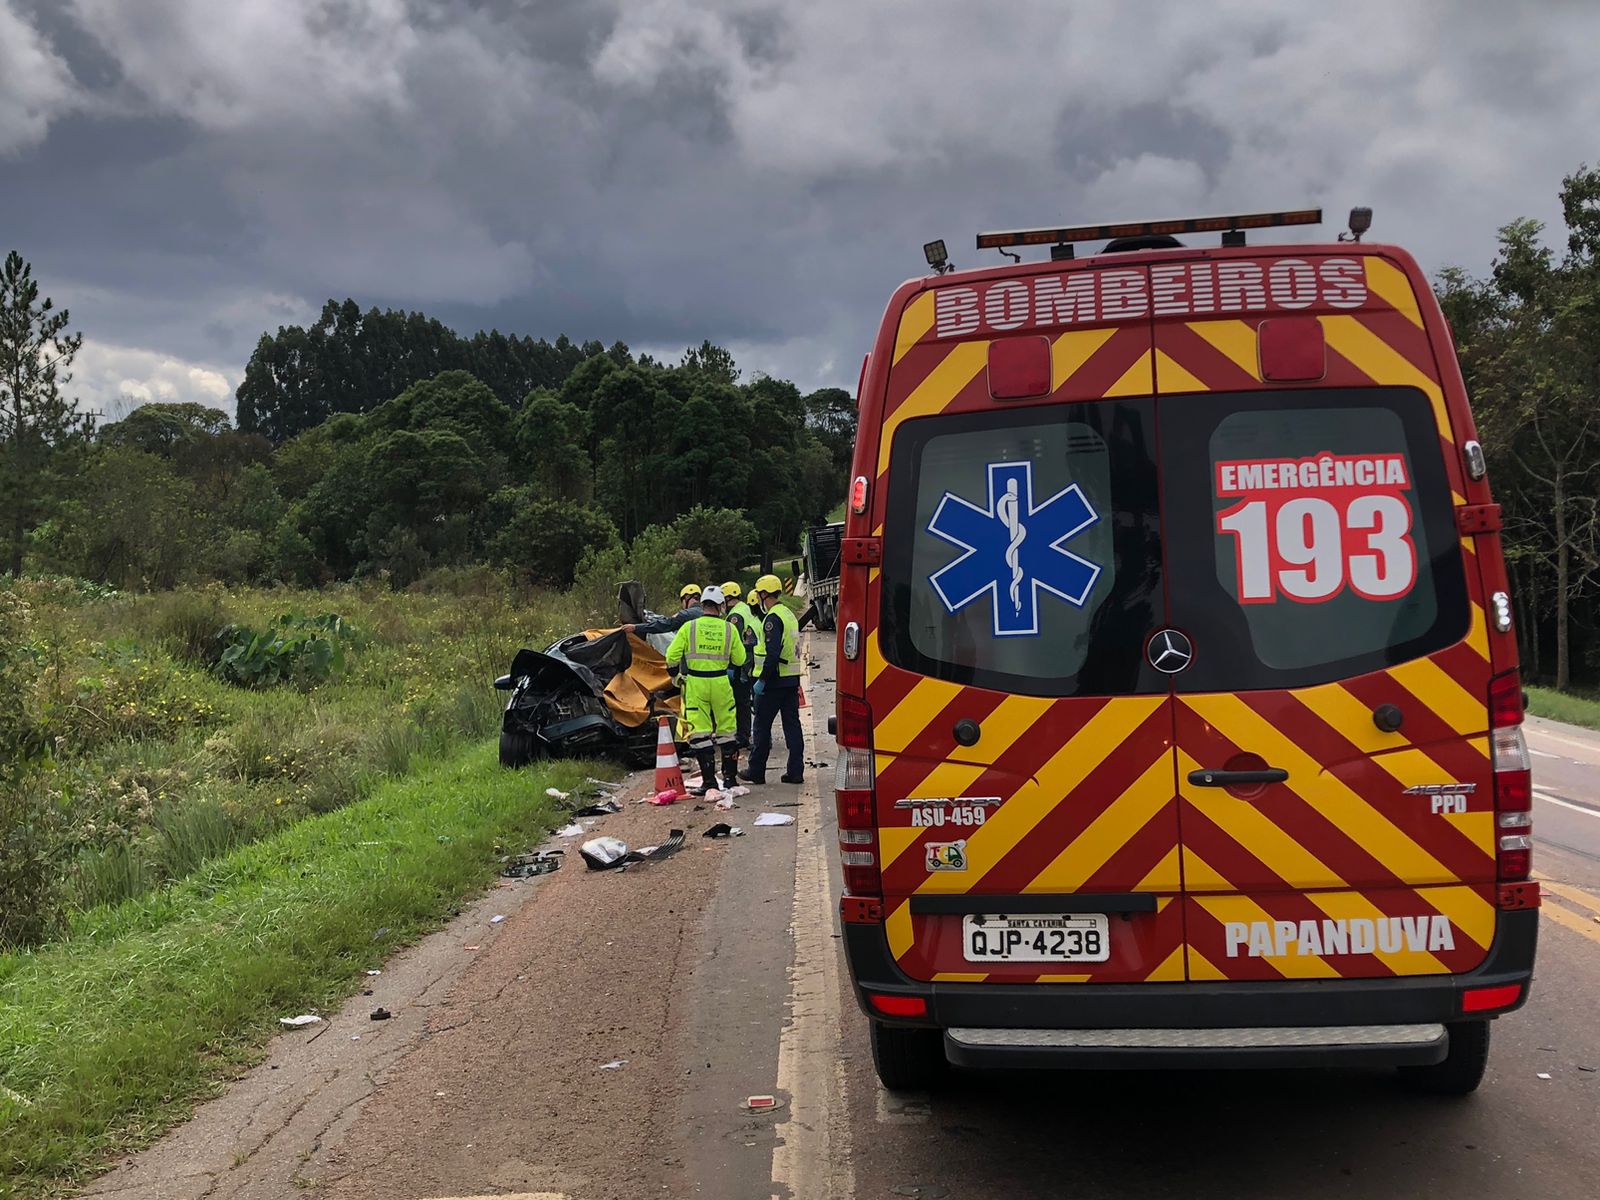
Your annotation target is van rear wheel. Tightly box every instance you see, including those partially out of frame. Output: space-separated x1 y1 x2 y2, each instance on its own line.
869 1021 945 1092
1399 1020 1490 1096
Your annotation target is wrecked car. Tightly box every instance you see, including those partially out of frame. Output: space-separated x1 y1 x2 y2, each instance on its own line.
495 627 681 769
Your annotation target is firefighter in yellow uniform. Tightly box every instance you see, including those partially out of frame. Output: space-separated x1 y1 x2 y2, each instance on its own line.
722 581 760 749
665 585 747 793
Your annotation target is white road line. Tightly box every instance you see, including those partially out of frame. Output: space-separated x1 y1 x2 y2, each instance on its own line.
1527 727 1600 757
770 639 856 1199
1528 748 1560 759
1534 790 1600 821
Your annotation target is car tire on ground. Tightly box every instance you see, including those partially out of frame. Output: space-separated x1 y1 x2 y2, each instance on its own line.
1398 1019 1491 1096
498 730 538 769
869 1020 946 1092
814 597 836 632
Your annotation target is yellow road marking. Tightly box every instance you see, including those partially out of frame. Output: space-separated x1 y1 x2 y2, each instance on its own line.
1540 900 1600 949
1539 877 1600 918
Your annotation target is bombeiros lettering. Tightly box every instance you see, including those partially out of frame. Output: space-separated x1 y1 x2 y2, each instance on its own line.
932 257 1368 338
1223 916 1455 958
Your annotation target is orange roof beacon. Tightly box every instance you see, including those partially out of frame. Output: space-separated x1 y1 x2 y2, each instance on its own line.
832 209 1536 1094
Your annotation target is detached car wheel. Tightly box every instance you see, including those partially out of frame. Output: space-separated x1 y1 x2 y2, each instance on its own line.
870 1020 945 1093
1399 1020 1490 1096
498 730 538 769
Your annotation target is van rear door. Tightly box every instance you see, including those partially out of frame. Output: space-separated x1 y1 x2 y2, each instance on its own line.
871 278 1185 984
1152 258 1498 981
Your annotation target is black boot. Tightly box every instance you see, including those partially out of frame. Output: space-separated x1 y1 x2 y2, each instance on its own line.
690 750 716 796
721 746 740 792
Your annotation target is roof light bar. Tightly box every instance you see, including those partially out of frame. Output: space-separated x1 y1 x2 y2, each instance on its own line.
976 208 1322 250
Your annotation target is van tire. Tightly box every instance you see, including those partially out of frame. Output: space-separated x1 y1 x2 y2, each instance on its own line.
1399 1020 1490 1096
870 1021 945 1092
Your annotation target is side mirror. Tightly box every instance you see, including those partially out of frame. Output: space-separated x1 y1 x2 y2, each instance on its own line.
494 674 513 691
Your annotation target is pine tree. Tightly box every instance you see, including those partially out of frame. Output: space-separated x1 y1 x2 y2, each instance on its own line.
0 251 90 576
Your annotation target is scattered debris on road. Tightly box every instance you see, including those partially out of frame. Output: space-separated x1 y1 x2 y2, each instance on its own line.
574 799 624 816
370 1008 393 1021
366 969 382 976
501 849 564 878
754 813 795 827
546 787 572 801
581 830 688 870
278 1014 323 1028
703 823 744 839
599 1059 628 1070
746 1094 777 1110
490 914 508 924
556 822 586 837
463 944 480 951
650 788 681 806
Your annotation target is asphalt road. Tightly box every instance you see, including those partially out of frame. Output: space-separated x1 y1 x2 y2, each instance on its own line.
86 639 1600 1200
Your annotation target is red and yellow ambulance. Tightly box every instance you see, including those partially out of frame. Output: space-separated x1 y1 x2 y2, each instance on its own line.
831 209 1538 1094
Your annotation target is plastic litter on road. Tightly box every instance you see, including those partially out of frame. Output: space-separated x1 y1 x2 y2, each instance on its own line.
546 787 571 801
574 799 624 816
599 1059 628 1070
556 822 586 838
490 914 508 924
703 823 744 838
581 830 687 870
754 813 796 826
650 789 680 806
366 970 382 976
278 1014 323 1028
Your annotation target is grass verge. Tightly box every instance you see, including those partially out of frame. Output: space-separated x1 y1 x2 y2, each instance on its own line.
0 744 606 1197
1526 685 1600 731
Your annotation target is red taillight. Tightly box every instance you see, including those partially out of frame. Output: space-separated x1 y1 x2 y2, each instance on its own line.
1489 670 1524 728
1461 983 1522 1013
850 475 869 515
1490 669 1533 889
867 993 928 1019
835 694 880 899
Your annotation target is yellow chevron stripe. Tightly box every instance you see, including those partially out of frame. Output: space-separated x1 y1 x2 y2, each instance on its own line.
1177 747 1348 891
886 899 914 960
879 825 923 872
1051 327 1117 387
1298 681 1411 755
1194 894 1341 978
887 694 1052 810
1181 847 1235 894
1187 947 1229 980
1421 884 1496 951
1154 348 1208 394
1036 973 1094 983
1186 319 1260 379
873 676 961 754
1373 747 1463 790
1464 601 1488 658
1321 315 1453 442
893 292 936 363
1134 846 1183 893
1185 694 1456 884
913 698 1164 895
876 341 988 475
866 630 886 686
1026 755 1175 892
1384 655 1485 735
934 972 989 982
1103 348 1154 397
1144 945 1187 982
1364 258 1425 328
1306 890 1448 974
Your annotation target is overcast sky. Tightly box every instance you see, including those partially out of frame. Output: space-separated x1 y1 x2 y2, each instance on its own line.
3 0 1597 422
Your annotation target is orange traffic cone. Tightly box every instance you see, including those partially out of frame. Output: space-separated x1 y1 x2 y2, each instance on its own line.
654 716 685 794
797 683 808 709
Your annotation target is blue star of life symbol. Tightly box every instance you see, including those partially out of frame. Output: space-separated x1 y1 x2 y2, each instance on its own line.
926 460 1102 637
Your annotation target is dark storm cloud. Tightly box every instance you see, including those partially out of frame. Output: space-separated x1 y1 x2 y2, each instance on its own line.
2 0 1598 417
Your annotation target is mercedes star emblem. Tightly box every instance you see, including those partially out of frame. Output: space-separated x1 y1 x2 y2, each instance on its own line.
1147 629 1194 674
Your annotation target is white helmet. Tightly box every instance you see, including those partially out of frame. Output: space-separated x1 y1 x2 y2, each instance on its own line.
700 584 726 605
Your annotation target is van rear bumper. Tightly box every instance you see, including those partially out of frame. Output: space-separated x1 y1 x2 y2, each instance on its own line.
844 909 1536 1063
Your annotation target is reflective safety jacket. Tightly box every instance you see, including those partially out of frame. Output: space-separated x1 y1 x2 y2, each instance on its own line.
666 616 748 678
727 601 760 650
754 603 801 682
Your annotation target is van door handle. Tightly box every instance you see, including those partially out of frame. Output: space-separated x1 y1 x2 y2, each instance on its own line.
1188 768 1288 787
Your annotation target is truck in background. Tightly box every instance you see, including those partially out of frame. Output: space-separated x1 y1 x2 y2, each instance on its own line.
802 521 844 630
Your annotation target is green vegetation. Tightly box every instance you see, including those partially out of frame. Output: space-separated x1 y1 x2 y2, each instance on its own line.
1526 685 1600 731
0 744 602 1196
0 579 598 948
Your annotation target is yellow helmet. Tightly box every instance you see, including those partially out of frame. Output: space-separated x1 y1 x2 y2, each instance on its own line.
679 583 703 599
721 581 743 600
754 573 784 595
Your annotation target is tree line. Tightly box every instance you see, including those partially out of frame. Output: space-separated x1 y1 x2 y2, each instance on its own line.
1 283 855 593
